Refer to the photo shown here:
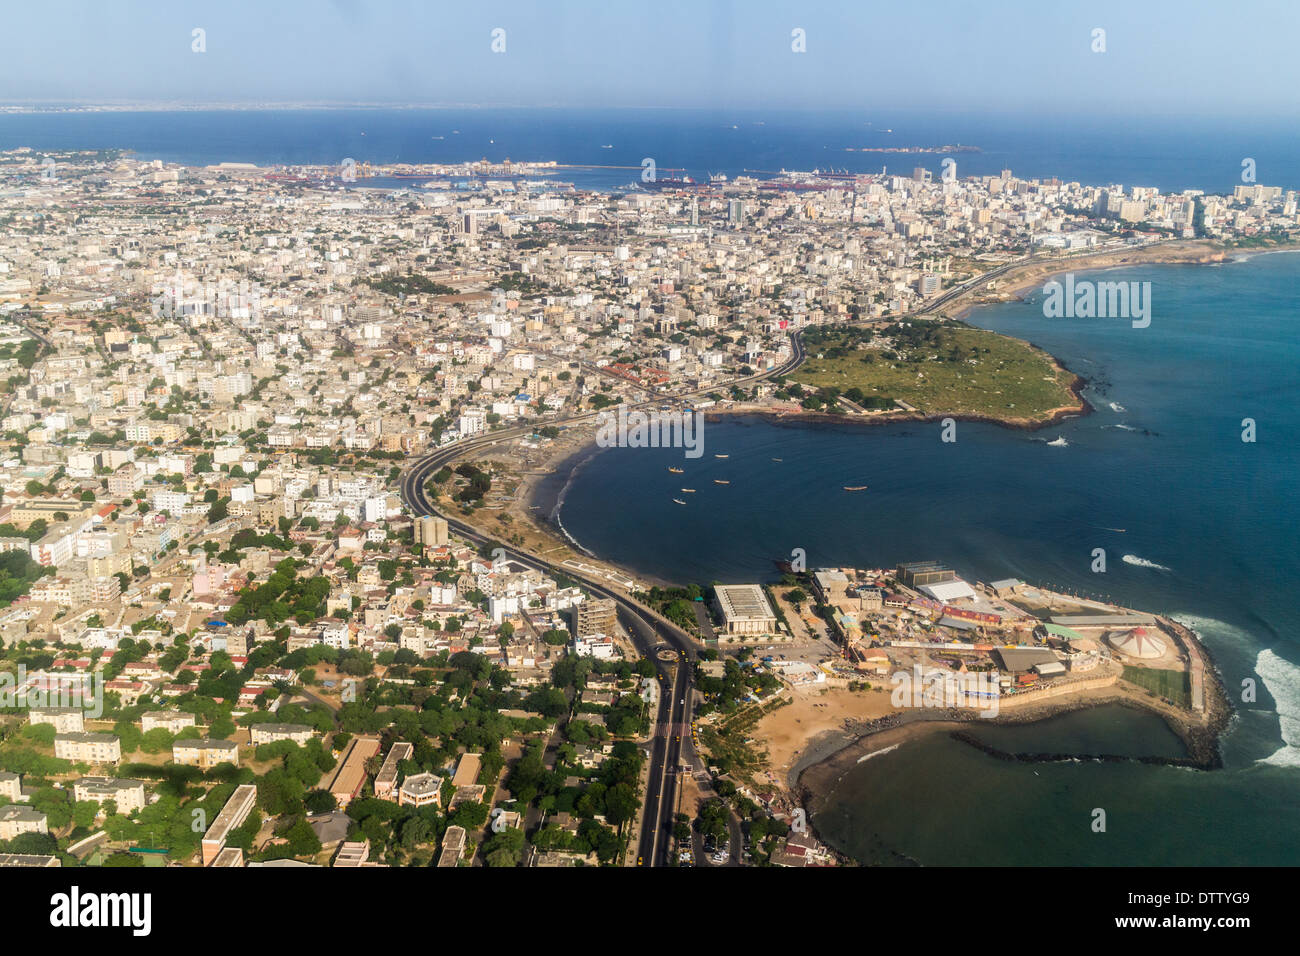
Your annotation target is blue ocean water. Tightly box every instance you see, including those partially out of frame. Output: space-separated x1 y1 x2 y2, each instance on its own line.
553 251 1300 862
4 107 1300 193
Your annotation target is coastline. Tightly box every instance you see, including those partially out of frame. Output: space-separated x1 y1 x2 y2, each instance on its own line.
470 239 1300 571
791 613 1235 865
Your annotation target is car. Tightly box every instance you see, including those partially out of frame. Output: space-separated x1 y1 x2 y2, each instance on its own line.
680 698 685 704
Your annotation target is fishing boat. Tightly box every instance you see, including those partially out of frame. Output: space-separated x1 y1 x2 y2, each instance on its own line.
668 467 684 474
714 479 730 485
844 485 868 491
673 498 687 505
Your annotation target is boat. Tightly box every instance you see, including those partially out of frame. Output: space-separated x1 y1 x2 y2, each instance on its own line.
714 454 729 458
668 467 684 474
681 488 696 493
601 144 614 149
771 457 782 462
714 479 730 485
844 485 868 491
673 499 687 505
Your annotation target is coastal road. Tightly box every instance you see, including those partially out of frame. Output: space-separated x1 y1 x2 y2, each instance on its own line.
401 438 700 868
398 336 804 866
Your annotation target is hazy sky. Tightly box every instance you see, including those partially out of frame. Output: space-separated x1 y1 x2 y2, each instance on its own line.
1 0 1296 117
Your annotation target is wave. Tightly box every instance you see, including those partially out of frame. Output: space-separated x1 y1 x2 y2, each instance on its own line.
1256 648 1300 768
1045 436 1068 447
550 451 600 557
1122 554 1170 571
1111 423 1139 431
856 743 900 764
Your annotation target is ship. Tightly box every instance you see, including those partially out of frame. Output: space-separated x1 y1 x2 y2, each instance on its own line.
681 488 696 493
714 454 729 458
771 457 783 462
673 499 687 505
638 175 698 191
714 479 730 485
844 485 868 491
668 467 684 474
709 172 728 183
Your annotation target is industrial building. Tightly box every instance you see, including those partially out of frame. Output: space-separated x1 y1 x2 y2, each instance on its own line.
712 584 778 639
896 561 956 589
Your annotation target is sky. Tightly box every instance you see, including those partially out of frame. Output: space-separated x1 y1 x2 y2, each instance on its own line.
0 0 1297 119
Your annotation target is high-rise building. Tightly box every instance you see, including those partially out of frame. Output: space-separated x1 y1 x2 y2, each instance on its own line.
728 199 745 226
573 598 617 638
414 515 449 547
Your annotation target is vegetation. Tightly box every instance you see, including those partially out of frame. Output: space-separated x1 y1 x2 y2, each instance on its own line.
796 322 1078 420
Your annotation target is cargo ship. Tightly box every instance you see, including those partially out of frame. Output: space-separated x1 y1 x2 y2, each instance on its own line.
639 175 698 191
714 479 730 485
681 488 695 493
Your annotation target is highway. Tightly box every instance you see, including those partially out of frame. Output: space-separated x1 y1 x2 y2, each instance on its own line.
398 334 802 866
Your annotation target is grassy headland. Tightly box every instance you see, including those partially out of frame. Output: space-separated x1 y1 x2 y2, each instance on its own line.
789 320 1080 422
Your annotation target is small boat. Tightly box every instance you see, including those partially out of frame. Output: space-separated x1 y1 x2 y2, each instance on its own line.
714 454 729 459
844 485 868 492
601 144 614 149
673 499 687 505
681 488 696 493
714 479 730 485
668 467 684 474
771 457 783 462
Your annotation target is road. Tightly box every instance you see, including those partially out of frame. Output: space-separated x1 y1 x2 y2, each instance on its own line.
398 334 804 866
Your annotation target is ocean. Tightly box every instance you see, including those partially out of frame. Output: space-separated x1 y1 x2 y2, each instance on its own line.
6 107 1300 193
552 251 1300 864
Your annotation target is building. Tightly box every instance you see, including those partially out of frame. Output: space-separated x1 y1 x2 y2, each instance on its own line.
249 723 315 747
0 771 20 802
72 777 147 814
398 772 444 809
573 634 616 659
172 738 240 769
451 753 481 788
140 711 196 735
712 584 777 638
29 707 85 734
437 825 466 867
327 736 381 808
0 806 47 840
896 561 956 589
413 515 449 548
573 598 616 639
374 741 414 800
201 783 257 865
0 853 60 867
53 732 121 763
918 579 977 603
333 840 371 867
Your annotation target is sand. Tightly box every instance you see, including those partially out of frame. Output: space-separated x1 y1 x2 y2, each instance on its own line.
752 686 898 785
